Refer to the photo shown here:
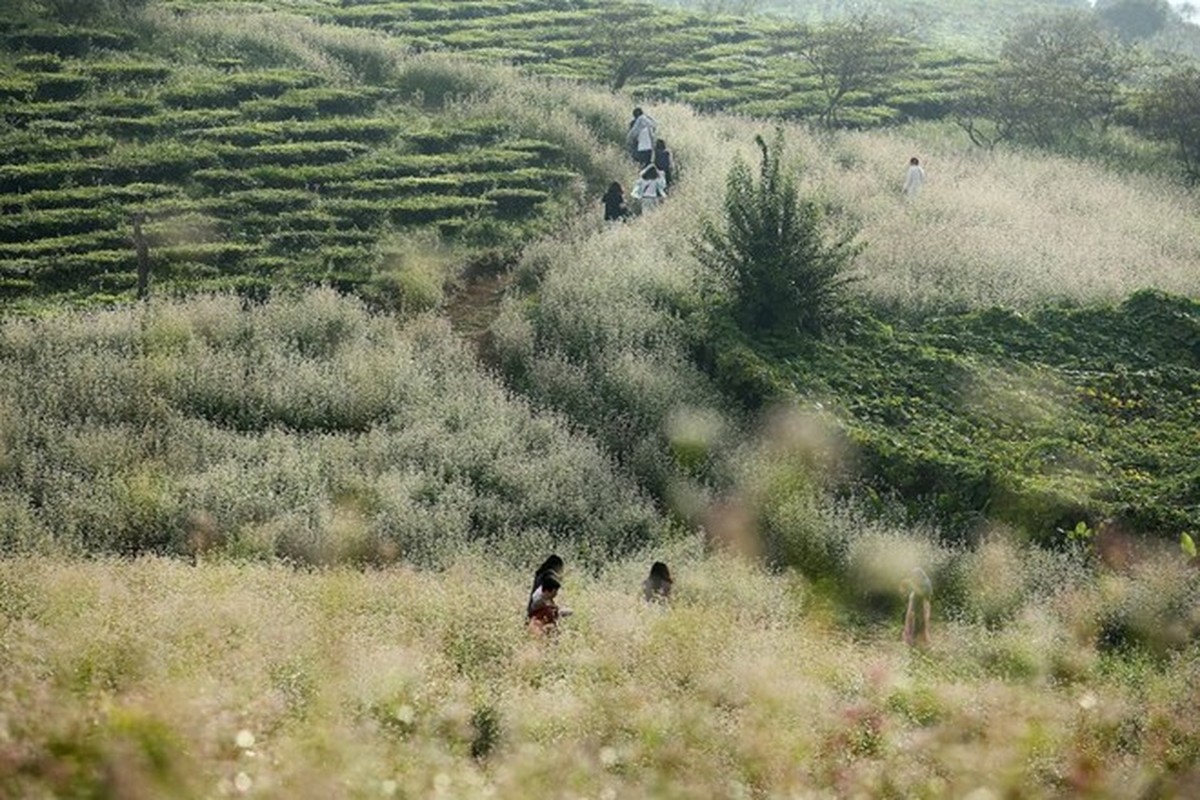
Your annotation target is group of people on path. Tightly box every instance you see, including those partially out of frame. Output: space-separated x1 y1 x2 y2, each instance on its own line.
601 106 928 222
525 552 931 646
525 554 673 635
602 107 675 222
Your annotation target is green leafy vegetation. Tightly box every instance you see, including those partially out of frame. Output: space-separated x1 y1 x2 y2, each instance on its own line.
707 290 1200 543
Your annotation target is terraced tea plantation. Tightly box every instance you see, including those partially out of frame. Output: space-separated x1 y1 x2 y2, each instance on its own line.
0 22 581 306
0 0 1000 307
178 0 985 124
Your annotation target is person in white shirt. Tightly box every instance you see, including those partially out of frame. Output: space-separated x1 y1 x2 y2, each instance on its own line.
627 107 657 167
903 156 926 198
632 164 667 211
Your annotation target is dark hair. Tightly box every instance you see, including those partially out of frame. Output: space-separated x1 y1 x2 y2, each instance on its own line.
632 107 643 117
909 156 920 165
605 181 623 197
655 138 667 150
540 572 561 591
641 165 659 180
649 561 672 582
535 555 563 576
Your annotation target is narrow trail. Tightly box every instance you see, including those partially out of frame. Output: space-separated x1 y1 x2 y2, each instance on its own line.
444 262 516 360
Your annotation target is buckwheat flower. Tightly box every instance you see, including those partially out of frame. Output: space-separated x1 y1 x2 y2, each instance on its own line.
234 772 253 793
434 772 451 793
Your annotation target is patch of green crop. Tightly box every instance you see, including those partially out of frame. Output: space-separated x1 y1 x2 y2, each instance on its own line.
718 291 1200 544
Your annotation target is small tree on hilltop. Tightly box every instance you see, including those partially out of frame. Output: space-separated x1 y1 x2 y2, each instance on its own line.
1138 64 1200 184
696 133 860 338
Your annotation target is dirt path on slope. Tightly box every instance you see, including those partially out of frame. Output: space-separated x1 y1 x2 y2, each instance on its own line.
444 259 517 359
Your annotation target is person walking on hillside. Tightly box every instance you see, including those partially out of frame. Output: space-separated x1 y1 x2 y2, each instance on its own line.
653 138 674 187
903 156 925 199
627 107 657 168
901 567 932 647
601 181 630 222
642 561 673 603
632 164 667 212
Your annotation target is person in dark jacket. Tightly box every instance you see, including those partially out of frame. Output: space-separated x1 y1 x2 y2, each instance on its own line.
642 561 673 603
601 181 630 222
652 138 674 187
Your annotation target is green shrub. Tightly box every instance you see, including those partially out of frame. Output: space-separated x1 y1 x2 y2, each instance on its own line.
695 133 861 337
388 195 494 225
392 56 507 108
33 72 94 101
157 80 237 110
90 93 160 117
222 140 371 168
14 53 63 72
87 60 172 86
206 189 314 216
0 206 123 244
6 27 134 57
240 86 381 120
483 187 549 218
0 77 34 101
362 232 449 315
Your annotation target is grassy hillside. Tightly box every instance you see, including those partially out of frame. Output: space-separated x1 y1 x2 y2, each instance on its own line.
0 289 664 563
490 101 1199 548
662 0 1200 55
1 2 1199 797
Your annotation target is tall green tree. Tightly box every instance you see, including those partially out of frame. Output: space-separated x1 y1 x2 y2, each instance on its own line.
956 11 1130 150
695 134 860 337
1095 0 1173 44
796 13 914 128
1137 64 1200 182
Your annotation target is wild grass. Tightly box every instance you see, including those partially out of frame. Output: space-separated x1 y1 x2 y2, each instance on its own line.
0 289 662 564
620 105 1200 313
1 542 1196 799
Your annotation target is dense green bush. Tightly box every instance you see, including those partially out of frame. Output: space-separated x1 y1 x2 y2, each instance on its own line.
696 134 860 337
5 27 134 56
32 71 93 101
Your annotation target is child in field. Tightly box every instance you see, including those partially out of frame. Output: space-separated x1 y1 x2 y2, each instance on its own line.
527 571 569 634
632 164 667 212
602 181 630 222
901 566 932 646
642 561 673 603
903 156 925 198
527 554 563 616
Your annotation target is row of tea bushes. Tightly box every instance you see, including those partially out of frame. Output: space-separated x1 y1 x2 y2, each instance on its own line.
0 29 582 304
